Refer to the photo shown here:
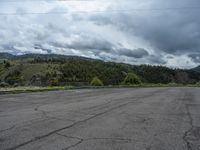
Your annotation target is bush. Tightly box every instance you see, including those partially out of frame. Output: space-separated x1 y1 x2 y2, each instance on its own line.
49 78 59 86
4 61 11 69
0 82 10 87
123 73 141 85
13 83 20 87
90 77 104 86
196 81 200 86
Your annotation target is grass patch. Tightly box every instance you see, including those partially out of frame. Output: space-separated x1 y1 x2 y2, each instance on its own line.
0 86 72 95
0 84 199 95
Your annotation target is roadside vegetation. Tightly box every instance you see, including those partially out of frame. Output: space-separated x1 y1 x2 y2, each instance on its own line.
90 77 104 86
0 86 68 95
123 73 142 85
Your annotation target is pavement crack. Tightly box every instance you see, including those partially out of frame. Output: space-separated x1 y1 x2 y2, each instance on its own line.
56 133 133 150
57 133 134 142
56 133 83 141
62 140 83 150
0 125 15 133
34 106 75 122
86 137 132 142
56 133 84 150
183 104 194 150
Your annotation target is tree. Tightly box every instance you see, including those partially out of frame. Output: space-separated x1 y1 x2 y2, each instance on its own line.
123 73 141 85
90 77 104 86
175 72 189 84
4 61 11 69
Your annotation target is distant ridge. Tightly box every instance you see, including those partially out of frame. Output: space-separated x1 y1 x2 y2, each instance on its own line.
0 52 102 62
191 66 200 73
0 53 15 59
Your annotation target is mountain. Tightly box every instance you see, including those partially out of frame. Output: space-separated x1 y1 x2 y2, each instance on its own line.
0 53 15 60
0 52 100 62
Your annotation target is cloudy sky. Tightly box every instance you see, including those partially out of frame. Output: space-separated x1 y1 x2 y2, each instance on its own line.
0 0 200 68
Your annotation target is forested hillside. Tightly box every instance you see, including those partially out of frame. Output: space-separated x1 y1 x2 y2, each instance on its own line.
191 66 200 73
0 53 200 87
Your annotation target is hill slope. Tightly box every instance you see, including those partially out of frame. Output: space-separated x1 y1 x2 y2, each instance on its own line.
0 53 200 86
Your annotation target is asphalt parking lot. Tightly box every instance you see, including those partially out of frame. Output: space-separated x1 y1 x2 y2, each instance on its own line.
0 87 200 150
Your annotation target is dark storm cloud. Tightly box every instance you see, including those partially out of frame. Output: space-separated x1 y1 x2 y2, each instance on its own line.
89 0 200 56
49 38 114 57
66 40 113 52
148 55 167 64
51 39 149 59
94 12 200 55
132 12 200 54
118 48 149 58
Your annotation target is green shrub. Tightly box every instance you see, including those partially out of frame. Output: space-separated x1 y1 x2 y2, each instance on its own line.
0 82 10 87
49 78 59 86
90 77 104 86
196 81 200 86
123 73 141 85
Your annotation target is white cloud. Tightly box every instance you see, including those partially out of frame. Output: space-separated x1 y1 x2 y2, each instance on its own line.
0 0 200 68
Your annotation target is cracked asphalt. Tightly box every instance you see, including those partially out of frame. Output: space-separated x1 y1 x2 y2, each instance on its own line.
0 87 200 150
